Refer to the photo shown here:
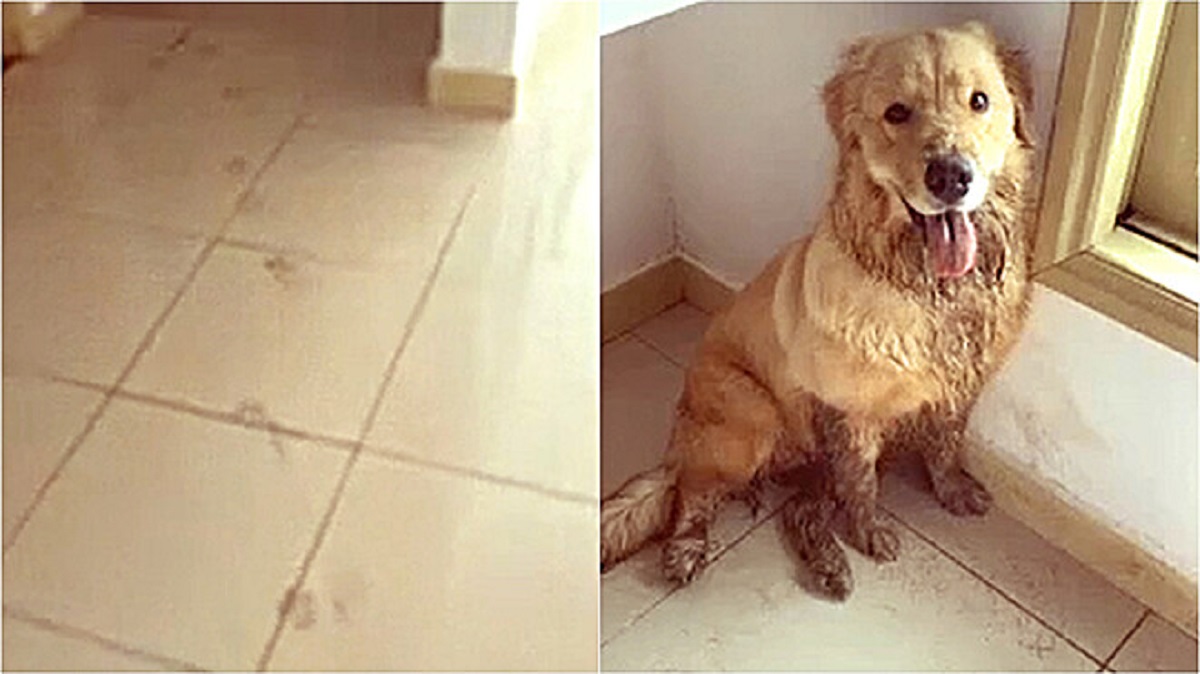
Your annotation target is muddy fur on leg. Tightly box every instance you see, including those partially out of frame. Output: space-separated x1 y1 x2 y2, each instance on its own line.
814 403 899 562
892 406 993 516
778 463 853 600
661 486 725 583
659 351 789 584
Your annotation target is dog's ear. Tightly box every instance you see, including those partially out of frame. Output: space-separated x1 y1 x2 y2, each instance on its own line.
996 43 1035 148
959 20 996 42
822 36 877 146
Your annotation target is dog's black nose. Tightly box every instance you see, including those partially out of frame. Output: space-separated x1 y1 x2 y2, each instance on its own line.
924 154 973 205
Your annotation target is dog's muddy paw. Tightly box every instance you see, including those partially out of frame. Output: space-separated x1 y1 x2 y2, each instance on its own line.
853 523 900 562
936 470 992 516
814 566 853 601
662 538 708 585
803 548 854 601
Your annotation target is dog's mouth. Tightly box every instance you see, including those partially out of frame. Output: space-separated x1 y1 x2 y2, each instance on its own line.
902 198 977 279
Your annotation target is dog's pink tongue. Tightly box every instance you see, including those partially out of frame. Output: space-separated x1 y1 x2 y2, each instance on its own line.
927 210 977 278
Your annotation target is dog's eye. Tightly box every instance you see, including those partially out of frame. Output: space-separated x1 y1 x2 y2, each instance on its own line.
970 91 989 112
883 103 911 124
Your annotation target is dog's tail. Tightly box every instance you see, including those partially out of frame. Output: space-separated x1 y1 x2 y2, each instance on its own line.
601 464 676 571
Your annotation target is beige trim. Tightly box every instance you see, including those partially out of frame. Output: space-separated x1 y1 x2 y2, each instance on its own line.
965 440 1198 638
607 256 1198 636
601 257 685 342
427 64 518 118
1034 1 1198 360
601 255 740 341
680 255 737 314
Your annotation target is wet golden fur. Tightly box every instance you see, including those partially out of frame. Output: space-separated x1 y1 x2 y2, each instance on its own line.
601 22 1037 595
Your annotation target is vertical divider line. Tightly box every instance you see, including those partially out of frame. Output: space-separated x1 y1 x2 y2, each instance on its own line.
254 183 481 671
1101 608 1150 669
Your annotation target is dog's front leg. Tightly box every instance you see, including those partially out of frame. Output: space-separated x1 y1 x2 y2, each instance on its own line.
917 409 992 516
780 464 853 600
830 424 899 562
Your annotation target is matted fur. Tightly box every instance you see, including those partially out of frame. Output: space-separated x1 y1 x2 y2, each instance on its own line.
601 22 1036 595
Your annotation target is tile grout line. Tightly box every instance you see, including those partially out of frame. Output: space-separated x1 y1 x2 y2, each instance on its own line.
1100 607 1150 670
38 368 594 507
3 606 208 672
253 184 480 671
3 387 114 553
601 494 796 649
109 387 360 451
358 444 596 506
883 506 1108 669
3 116 303 557
627 329 689 370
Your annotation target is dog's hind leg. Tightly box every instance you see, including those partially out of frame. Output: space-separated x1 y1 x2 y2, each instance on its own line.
661 357 784 585
660 473 726 585
780 466 853 600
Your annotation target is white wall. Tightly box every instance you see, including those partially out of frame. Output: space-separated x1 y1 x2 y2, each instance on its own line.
601 22 675 289
641 2 1067 285
437 3 520 74
602 2 1198 580
436 2 560 79
600 0 700 36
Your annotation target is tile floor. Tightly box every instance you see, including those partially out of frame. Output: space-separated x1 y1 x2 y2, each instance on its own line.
4 4 597 671
601 302 1199 672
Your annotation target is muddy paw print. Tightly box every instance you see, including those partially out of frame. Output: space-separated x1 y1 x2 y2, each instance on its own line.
224 155 249 176
290 590 317 631
263 254 300 286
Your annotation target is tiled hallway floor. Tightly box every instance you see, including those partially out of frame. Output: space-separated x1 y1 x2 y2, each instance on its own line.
3 5 597 671
601 303 1199 672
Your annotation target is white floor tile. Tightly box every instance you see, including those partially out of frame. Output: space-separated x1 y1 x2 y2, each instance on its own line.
267 452 598 671
632 302 712 366
125 244 426 440
365 5 599 499
224 108 499 268
601 336 683 497
365 156 599 497
2 614 181 672
48 105 295 237
1110 613 1198 672
602 487 789 645
2 399 347 671
880 453 1146 662
2 377 104 543
2 210 205 385
601 513 1097 671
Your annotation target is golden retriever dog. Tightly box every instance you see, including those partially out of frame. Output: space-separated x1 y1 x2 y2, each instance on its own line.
601 21 1036 598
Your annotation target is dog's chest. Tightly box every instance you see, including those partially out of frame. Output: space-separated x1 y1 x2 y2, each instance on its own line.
773 234 1003 421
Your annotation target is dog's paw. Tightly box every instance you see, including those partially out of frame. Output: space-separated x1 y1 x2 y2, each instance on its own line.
935 470 992 516
852 522 900 562
801 542 854 601
813 565 854 601
662 537 708 585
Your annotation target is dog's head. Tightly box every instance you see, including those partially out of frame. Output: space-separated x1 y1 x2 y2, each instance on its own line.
823 22 1033 280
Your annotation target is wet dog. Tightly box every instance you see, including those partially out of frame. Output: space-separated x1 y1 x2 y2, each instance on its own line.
601 21 1036 598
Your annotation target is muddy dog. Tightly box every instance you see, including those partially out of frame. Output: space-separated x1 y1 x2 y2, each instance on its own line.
601 21 1036 598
